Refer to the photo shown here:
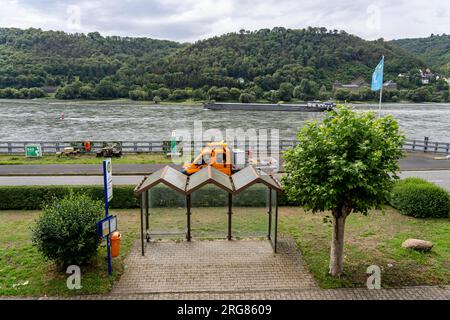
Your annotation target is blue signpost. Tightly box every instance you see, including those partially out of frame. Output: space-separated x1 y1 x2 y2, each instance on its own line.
97 213 117 275
102 158 113 275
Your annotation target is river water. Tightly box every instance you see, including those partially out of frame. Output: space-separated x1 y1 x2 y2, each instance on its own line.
0 99 448 141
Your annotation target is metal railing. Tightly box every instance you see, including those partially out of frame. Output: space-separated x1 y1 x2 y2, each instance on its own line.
403 137 450 155
0 137 448 155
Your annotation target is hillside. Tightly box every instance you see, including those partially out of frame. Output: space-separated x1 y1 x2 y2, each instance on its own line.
164 27 425 90
391 34 450 77
0 27 447 102
0 27 185 88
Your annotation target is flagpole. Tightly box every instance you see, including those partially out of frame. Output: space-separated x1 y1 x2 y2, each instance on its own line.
378 55 384 118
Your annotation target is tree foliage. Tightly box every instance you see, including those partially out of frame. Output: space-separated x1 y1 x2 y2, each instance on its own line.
0 27 444 102
282 106 405 276
391 34 450 77
283 106 405 214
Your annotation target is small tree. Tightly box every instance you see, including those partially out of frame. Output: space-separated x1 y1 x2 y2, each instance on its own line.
278 82 294 101
129 89 147 101
282 106 404 276
229 87 241 101
239 93 256 103
32 192 104 269
153 96 162 104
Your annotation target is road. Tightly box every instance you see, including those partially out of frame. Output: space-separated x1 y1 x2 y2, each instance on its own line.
0 152 449 176
0 152 449 189
1 171 449 191
0 163 180 176
0 175 145 186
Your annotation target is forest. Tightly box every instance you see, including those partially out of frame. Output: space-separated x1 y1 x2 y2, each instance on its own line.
0 27 448 103
391 34 450 77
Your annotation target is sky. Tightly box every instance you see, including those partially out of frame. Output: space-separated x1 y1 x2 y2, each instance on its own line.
0 0 449 42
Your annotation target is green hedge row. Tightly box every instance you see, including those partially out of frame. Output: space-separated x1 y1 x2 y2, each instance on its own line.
0 185 138 210
389 178 450 218
0 185 298 210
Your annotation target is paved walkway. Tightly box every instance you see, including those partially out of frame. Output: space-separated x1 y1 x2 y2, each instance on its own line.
106 238 448 300
111 239 318 295
1 239 448 300
4 286 449 300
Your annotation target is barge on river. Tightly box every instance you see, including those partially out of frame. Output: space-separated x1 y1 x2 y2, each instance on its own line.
203 101 335 112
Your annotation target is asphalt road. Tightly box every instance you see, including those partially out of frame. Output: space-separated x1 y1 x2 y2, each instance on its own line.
0 175 145 186
0 152 448 176
0 163 179 176
0 152 449 190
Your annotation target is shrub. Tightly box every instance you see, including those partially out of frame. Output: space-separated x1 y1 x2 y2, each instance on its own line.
129 89 148 101
389 178 450 218
153 96 161 104
0 185 138 210
0 184 299 210
31 193 104 268
239 93 256 103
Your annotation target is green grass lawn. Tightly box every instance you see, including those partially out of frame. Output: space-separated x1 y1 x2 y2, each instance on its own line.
280 207 450 288
0 153 171 165
0 206 448 296
0 210 140 296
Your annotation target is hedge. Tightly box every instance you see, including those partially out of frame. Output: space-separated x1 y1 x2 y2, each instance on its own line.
389 178 450 218
0 185 138 210
0 185 299 210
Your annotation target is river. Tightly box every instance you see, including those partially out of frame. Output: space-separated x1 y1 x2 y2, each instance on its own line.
0 99 449 141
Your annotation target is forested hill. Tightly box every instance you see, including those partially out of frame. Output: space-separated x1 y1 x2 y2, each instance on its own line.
0 28 185 57
0 27 185 88
390 34 450 77
0 27 447 102
165 27 425 89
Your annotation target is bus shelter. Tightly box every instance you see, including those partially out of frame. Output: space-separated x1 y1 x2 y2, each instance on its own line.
134 165 282 255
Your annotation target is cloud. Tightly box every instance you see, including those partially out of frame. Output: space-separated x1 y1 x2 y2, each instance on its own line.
0 0 448 42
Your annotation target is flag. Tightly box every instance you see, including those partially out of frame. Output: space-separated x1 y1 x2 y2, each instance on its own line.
371 57 384 91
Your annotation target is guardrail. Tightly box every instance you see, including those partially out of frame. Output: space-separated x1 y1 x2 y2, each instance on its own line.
0 137 448 155
403 137 450 155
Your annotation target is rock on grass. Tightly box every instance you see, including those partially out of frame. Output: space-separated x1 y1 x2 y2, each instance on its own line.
401 239 433 252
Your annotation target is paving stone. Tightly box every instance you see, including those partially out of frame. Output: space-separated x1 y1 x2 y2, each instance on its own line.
111 238 318 294
1 238 448 300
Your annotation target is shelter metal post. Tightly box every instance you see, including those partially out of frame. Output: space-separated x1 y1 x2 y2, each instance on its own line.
186 195 191 241
274 191 279 253
267 188 272 240
140 193 145 256
145 190 150 242
227 193 233 240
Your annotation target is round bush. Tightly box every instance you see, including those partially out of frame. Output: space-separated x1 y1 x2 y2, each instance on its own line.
32 192 104 268
389 178 450 218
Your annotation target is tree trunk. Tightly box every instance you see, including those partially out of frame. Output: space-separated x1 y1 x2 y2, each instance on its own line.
329 210 347 276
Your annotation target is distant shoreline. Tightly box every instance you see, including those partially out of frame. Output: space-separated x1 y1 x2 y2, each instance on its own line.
0 98 449 107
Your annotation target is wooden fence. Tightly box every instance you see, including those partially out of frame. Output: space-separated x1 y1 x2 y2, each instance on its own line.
0 137 448 155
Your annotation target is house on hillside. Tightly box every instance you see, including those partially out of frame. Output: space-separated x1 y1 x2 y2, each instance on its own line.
333 77 369 91
333 77 397 91
419 68 435 84
383 80 398 90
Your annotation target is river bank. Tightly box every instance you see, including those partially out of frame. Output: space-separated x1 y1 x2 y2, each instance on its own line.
0 97 446 106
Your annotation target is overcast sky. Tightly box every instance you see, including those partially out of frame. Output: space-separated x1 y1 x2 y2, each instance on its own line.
1 0 449 42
